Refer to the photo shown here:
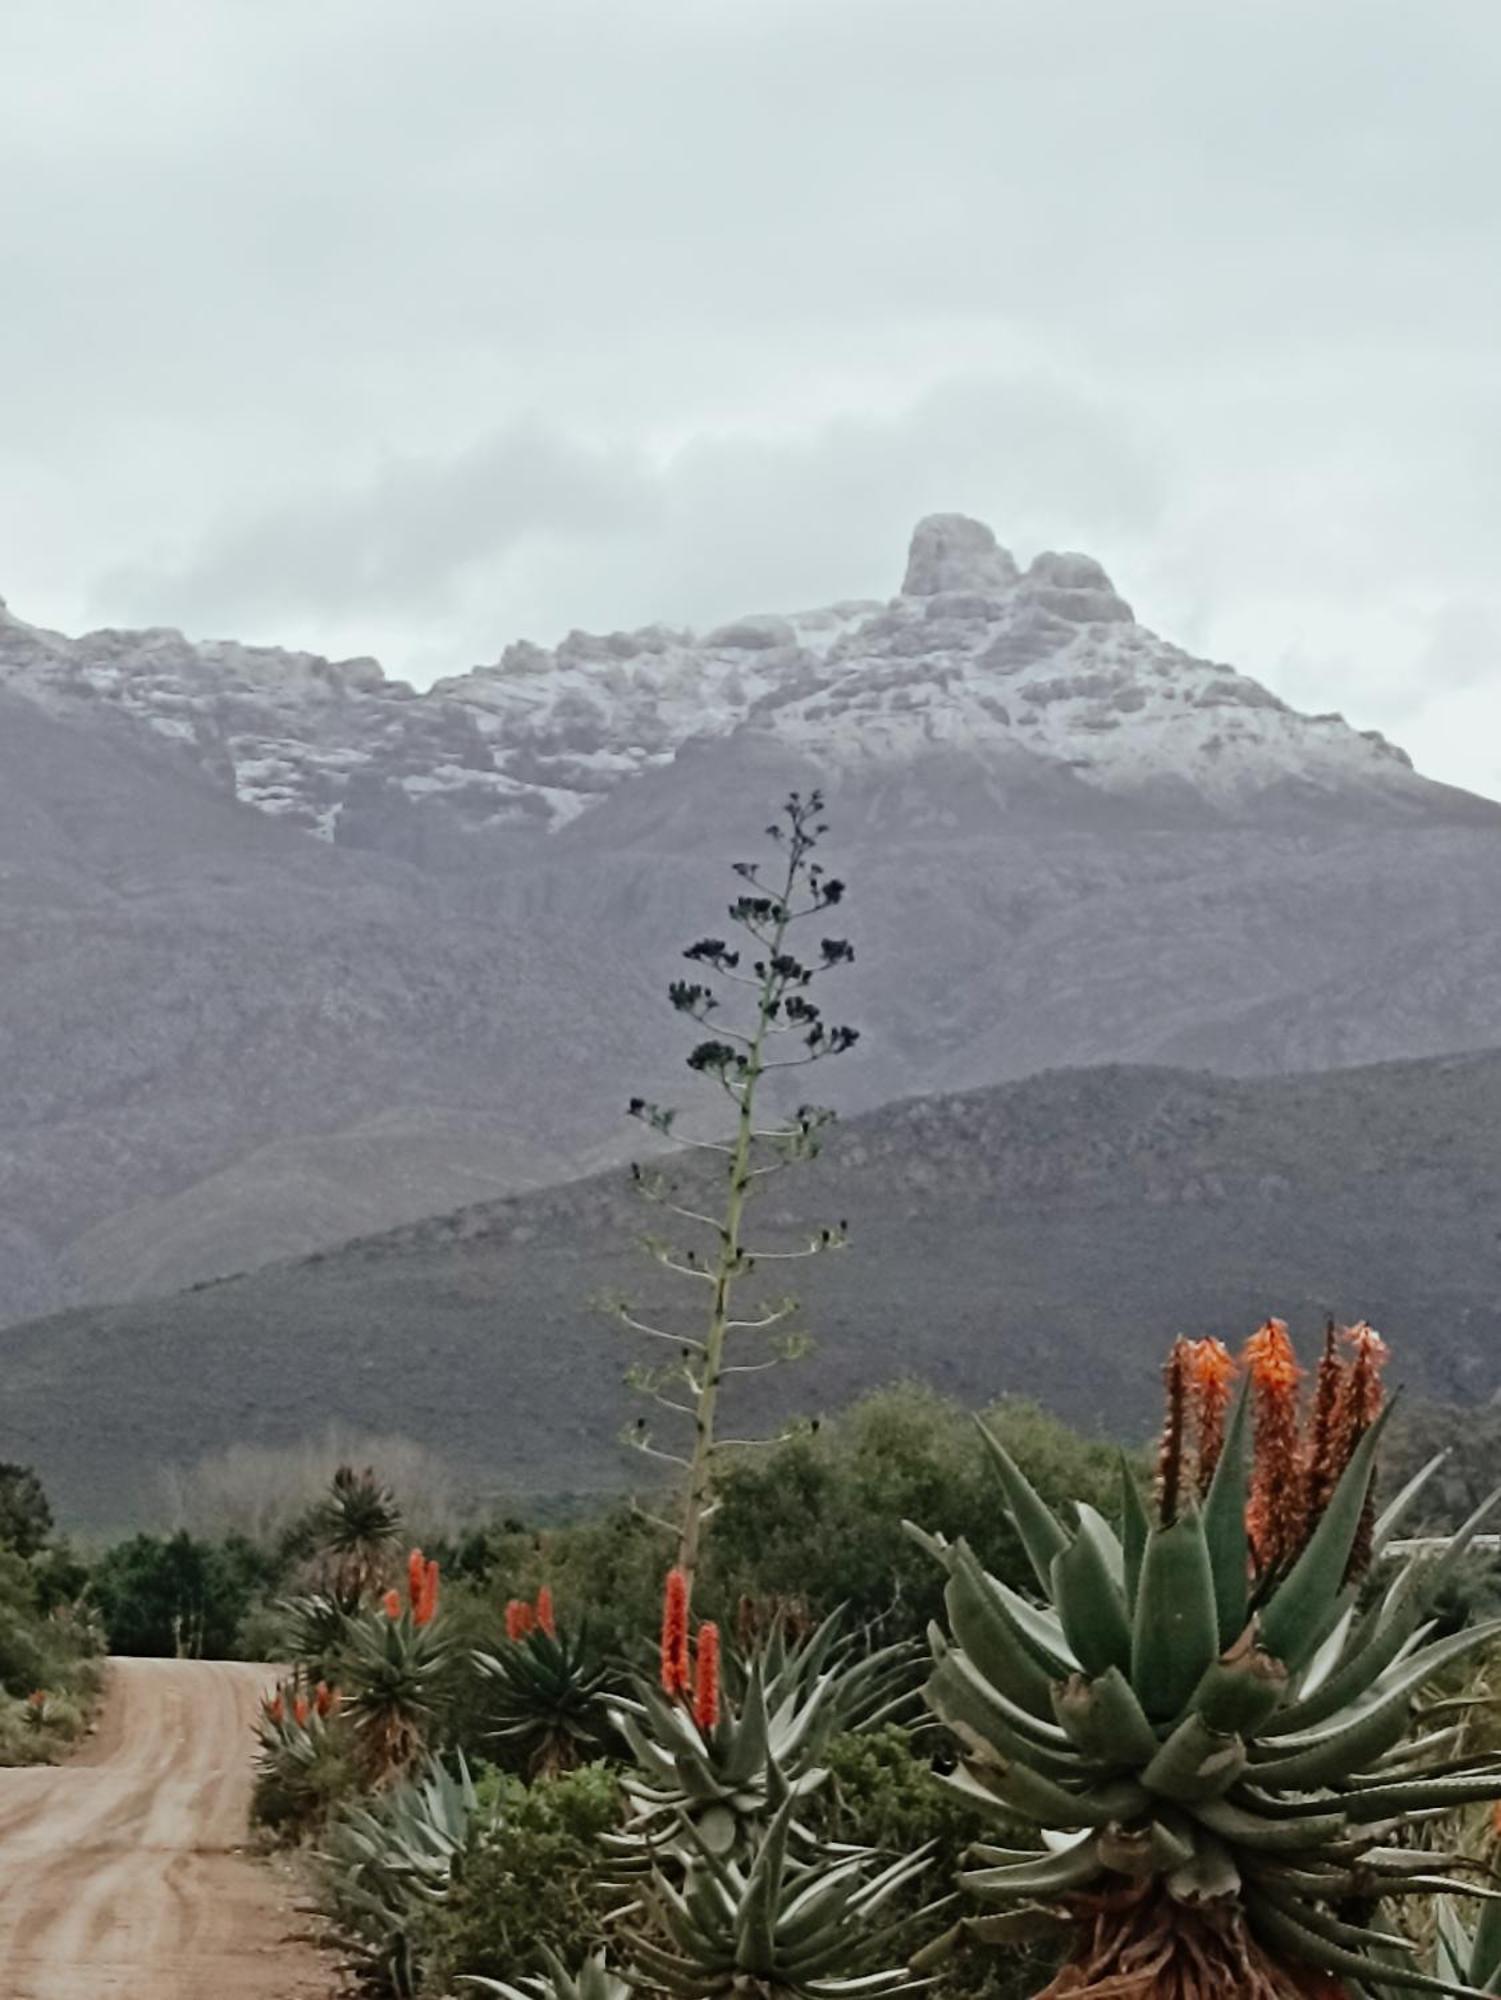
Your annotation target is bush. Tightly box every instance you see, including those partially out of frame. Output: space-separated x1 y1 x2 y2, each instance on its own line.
702 1384 1131 1640
90 1530 276 1658
0 1541 102 1764
427 1763 621 1988
815 1726 1057 2000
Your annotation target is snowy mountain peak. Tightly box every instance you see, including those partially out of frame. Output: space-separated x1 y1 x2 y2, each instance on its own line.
0 516 1452 859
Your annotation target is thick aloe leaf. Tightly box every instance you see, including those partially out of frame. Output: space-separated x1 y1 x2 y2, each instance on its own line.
925 1653 1087 1781
1076 1502 1126 1588
944 1543 1057 1718
1201 1380 1252 1646
1192 1796 1349 1851
975 1417 1071 1592
1141 1711 1246 1803
1252 1619 1501 1788
961 1832 1101 1900
1373 1451 1447 1552
1131 1508 1220 1722
1247 1893 1494 1998
1051 1666 1159 1768
1190 1640 1288 1736
1259 1405 1394 1671
1051 1529 1132 1677
1119 1455 1150 1605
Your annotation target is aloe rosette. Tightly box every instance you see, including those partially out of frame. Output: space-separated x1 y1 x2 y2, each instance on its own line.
462 1947 633 2000
474 1618 618 1776
919 1327 1501 1999
628 1779 936 2000
611 1604 913 1857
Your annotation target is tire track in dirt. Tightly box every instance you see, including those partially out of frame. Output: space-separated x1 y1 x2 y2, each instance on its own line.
0 1656 340 1999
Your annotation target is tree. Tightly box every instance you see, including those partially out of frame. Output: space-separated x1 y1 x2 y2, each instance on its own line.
614 792 858 1601
90 1532 273 1658
0 1462 53 1560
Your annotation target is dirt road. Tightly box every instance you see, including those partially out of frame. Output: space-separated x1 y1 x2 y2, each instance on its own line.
0 1657 339 1999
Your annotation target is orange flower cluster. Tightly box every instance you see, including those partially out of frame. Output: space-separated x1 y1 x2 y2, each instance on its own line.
658 1569 721 1728
386 1548 441 1625
262 1677 341 1729
693 1621 721 1731
1156 1337 1239 1522
504 1586 558 1642
1244 1319 1306 1575
660 1567 691 1698
1154 1319 1390 1582
26 1689 47 1712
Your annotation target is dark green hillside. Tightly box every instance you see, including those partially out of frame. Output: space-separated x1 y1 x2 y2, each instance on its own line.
6 1049 1501 1529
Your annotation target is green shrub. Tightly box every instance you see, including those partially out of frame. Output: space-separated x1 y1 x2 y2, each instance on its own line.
90 1530 277 1657
815 1727 1056 2000
428 1763 621 1989
702 1383 1130 1640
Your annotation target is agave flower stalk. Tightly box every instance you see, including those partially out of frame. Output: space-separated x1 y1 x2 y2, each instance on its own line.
918 1323 1501 1999
617 791 858 1600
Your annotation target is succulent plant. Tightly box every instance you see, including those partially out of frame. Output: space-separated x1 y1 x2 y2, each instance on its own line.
320 1752 489 1996
919 1324 1501 1999
277 1590 352 1678
1437 1897 1501 1996
474 1620 619 1777
626 1785 935 2000
315 1463 404 1602
343 1589 452 1781
612 1603 914 1856
462 1945 633 2000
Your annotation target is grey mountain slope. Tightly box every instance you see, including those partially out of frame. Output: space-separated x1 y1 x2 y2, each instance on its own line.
5 1048 1500 1530
6 516 1501 1323
0 684 654 1320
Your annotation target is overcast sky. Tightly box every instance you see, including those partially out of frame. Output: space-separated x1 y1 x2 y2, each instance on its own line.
3 0 1498 797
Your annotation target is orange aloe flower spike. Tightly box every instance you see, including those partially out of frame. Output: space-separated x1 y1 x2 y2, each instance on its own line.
415 1558 440 1627
382 1587 403 1620
1156 1339 1192 1525
660 1567 691 1698
535 1585 556 1638
1243 1318 1307 1575
407 1547 427 1613
693 1621 721 1731
1185 1338 1237 1496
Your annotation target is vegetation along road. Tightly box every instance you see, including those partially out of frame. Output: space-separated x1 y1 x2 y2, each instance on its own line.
0 1657 337 1998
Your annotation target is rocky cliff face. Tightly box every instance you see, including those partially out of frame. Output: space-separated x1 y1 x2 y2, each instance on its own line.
0 517 1442 864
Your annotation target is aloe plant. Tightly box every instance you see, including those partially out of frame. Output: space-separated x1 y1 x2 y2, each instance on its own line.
627 1784 936 2000
918 1323 1501 1998
1438 1898 1501 1996
462 1946 633 2000
315 1463 404 1602
319 1752 490 1997
474 1620 619 1777
343 1589 452 1781
612 1604 915 1857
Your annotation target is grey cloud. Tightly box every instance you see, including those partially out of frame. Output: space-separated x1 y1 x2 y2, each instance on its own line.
98 425 655 631
3 0 1500 796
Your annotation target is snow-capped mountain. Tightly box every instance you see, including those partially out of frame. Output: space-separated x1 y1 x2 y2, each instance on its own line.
0 516 1439 857
6 510 1501 1337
